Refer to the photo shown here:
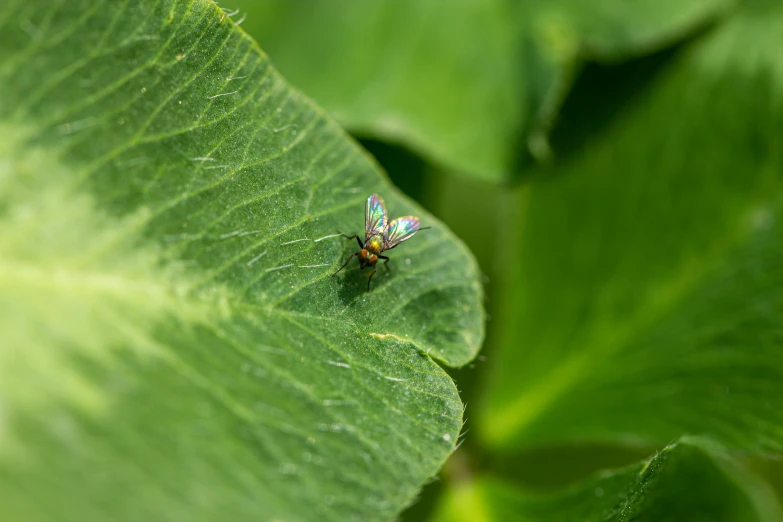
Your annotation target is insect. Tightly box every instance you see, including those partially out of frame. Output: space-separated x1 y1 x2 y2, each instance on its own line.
333 193 427 292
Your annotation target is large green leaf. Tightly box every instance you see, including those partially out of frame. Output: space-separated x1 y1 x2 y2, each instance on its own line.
232 0 732 180
433 440 782 522
481 0 783 452
0 1 483 521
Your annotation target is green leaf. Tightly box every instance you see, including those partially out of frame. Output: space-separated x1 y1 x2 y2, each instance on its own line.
231 0 731 180
481 0 783 451
232 0 524 181
516 0 735 161
433 440 782 522
0 1 483 521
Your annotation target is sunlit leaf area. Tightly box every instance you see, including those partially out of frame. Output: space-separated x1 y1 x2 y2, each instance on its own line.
2 1 783 521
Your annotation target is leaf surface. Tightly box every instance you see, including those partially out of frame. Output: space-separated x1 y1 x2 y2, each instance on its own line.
0 1 484 521
433 440 782 522
481 0 783 451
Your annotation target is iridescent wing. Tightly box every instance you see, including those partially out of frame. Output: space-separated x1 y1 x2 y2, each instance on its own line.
365 193 388 238
383 216 421 250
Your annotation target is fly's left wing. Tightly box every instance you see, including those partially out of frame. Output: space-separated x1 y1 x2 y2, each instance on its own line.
384 216 421 250
365 193 388 238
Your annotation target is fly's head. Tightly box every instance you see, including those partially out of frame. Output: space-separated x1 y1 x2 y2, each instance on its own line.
358 249 378 269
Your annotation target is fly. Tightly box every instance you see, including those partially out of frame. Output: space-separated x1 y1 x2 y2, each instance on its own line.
333 193 427 292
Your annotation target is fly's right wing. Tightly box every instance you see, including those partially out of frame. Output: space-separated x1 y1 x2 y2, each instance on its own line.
384 216 421 250
365 193 388 238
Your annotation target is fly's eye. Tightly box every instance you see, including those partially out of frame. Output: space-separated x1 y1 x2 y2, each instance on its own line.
370 254 378 264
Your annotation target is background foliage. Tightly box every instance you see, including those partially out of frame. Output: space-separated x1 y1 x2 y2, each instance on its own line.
3 0 783 520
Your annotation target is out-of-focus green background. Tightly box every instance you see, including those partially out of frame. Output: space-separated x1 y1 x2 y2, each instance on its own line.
231 0 783 520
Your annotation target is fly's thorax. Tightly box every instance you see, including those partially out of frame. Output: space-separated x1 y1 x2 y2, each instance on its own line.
364 234 384 255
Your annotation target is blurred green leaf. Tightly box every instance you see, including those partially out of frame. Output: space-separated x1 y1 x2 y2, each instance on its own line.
481 0 783 452
232 0 732 180
0 1 484 521
433 440 782 522
233 0 523 181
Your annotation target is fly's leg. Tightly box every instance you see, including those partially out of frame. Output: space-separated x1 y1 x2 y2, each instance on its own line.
333 231 363 276
333 253 357 275
367 269 377 292
379 255 391 274
338 231 363 250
